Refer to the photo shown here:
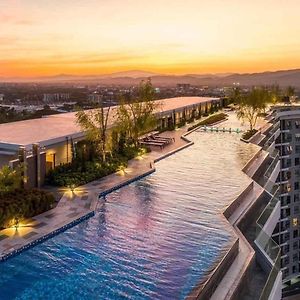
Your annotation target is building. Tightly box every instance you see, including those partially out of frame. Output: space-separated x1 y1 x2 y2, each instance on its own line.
219 101 300 299
269 104 300 292
43 93 70 103
0 97 222 188
2 95 300 298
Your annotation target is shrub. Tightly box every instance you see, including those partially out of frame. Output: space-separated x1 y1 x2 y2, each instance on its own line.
46 145 148 187
0 189 55 229
242 129 258 140
188 113 228 131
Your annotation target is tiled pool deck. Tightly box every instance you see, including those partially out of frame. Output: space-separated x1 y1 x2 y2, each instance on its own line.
0 128 190 261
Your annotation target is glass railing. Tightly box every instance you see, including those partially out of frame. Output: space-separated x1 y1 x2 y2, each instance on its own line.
256 192 281 300
259 248 281 300
256 119 281 300
256 196 279 229
264 153 279 180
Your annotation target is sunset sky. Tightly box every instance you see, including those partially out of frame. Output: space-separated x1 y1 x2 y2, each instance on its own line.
1 0 300 77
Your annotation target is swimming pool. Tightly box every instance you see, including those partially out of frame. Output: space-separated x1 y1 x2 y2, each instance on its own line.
0 131 258 300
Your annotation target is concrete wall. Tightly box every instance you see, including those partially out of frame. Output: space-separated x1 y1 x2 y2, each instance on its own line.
0 154 15 168
25 155 37 189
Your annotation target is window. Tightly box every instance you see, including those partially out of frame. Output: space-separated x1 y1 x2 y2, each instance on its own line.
293 265 298 273
282 158 291 168
295 207 300 214
296 158 300 166
293 254 298 262
295 194 300 203
296 145 300 153
295 182 299 191
293 230 299 238
296 121 300 129
293 218 298 227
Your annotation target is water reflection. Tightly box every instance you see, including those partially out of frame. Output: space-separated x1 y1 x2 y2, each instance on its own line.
0 130 258 300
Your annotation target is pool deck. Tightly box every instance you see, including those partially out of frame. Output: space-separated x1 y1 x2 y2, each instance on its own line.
0 127 191 261
0 111 269 299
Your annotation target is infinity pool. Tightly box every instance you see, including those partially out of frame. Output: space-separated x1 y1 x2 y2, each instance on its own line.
0 131 258 300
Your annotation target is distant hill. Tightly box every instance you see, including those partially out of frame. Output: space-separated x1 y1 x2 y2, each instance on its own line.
1 69 300 87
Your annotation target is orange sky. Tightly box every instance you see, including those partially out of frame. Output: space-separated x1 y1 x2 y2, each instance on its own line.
1 0 300 77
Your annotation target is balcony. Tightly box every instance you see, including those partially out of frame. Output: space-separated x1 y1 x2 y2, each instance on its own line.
255 200 282 299
264 153 280 185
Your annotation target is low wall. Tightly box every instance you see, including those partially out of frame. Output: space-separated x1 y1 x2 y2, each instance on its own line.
223 181 254 219
186 238 239 300
242 148 263 174
0 210 94 262
237 191 270 234
98 168 155 198
229 228 256 300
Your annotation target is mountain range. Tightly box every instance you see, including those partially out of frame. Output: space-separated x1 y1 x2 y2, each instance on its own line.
1 69 300 87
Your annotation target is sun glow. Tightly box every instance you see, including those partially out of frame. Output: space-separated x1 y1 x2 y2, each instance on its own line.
1 0 300 77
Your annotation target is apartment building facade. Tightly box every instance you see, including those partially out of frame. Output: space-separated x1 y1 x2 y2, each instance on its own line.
270 105 300 285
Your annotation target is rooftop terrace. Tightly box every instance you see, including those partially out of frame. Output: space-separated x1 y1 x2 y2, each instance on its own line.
0 96 218 148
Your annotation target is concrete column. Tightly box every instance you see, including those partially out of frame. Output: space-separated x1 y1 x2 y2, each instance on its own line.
18 146 27 188
33 144 41 188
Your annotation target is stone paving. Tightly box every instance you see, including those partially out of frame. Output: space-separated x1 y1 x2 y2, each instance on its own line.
0 126 190 261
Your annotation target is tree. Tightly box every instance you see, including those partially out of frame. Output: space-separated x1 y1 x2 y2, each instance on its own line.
229 86 242 104
76 103 111 162
286 86 295 98
269 85 282 104
236 87 270 131
117 79 159 146
0 165 23 192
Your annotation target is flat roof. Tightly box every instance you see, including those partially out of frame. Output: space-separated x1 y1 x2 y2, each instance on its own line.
0 97 219 148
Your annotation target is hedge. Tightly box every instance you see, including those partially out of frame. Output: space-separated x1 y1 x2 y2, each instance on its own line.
46 146 149 187
0 189 55 229
188 113 228 131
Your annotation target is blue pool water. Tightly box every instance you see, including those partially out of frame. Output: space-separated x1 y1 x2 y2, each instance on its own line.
0 132 258 300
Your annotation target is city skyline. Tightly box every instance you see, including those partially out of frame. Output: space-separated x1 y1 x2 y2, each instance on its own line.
1 0 300 77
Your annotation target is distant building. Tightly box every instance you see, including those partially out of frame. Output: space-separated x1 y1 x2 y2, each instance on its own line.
0 94 4 102
176 83 191 90
43 93 70 102
88 93 103 103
